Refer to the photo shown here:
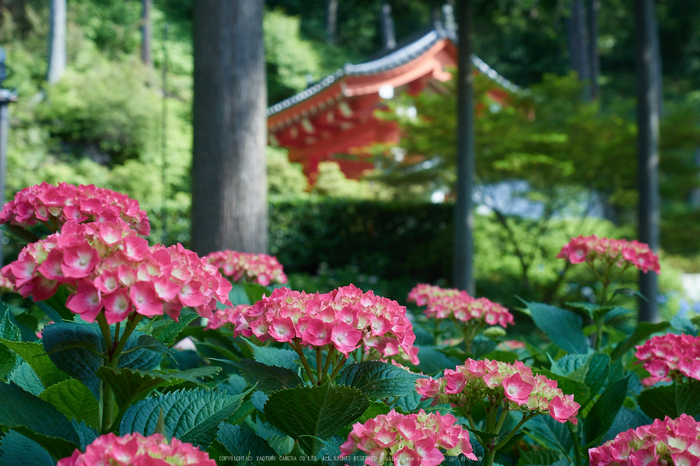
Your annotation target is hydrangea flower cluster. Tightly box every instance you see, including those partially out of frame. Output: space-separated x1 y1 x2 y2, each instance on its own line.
408 284 513 328
416 359 580 424
204 249 287 286
57 432 216 466
228 284 419 363
0 182 150 236
340 409 477 466
635 333 700 386
557 235 660 274
407 284 461 307
1 221 232 323
205 304 251 330
589 414 700 465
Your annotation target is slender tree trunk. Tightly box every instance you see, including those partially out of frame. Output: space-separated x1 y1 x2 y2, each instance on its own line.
141 0 152 67
326 0 338 45
652 8 663 115
568 0 590 99
586 0 599 99
380 1 396 50
453 0 475 294
0 90 13 268
690 149 700 209
192 0 268 255
47 0 66 84
635 0 660 322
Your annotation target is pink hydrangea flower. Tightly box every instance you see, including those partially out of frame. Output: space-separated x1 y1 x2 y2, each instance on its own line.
0 182 150 236
589 414 700 466
224 284 419 364
407 284 461 307
415 358 580 424
0 275 15 293
557 235 660 274
407 285 514 329
635 333 700 386
205 250 287 286
206 304 251 330
340 409 477 465
57 432 216 465
1 221 232 324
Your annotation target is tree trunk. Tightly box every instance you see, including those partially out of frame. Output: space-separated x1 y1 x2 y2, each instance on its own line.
192 0 268 256
635 0 660 322
568 0 590 99
380 1 396 50
141 0 152 67
46 0 66 84
690 149 700 209
453 0 475 295
326 0 338 45
586 0 599 99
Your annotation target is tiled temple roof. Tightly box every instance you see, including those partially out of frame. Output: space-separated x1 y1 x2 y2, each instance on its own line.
267 26 517 117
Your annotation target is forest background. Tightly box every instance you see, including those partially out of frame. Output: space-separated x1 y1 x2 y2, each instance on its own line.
1 0 700 315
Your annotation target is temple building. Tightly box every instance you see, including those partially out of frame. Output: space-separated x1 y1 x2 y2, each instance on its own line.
266 26 516 182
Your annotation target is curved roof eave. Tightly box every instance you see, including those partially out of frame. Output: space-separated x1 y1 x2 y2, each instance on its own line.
266 27 518 118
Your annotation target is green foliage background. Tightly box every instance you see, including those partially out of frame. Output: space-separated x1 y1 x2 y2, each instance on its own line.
0 0 697 314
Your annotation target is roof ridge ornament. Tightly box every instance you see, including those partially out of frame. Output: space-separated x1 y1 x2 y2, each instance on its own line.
442 3 457 38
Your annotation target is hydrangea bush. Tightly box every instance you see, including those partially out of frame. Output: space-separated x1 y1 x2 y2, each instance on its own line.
340 410 477 466
205 249 288 286
635 333 700 385
589 414 700 465
408 284 513 353
0 183 695 466
0 182 150 235
416 359 580 464
58 433 216 466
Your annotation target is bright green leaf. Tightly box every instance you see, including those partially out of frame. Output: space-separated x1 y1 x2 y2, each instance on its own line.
97 366 221 415
0 340 69 389
337 361 423 399
232 359 302 393
143 310 199 347
584 376 629 445
523 415 572 456
7 361 44 396
526 301 587 354
264 382 370 455
250 344 299 371
120 387 253 449
39 379 99 428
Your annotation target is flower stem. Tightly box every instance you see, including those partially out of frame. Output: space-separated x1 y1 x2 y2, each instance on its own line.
322 346 335 378
484 449 497 466
97 314 113 354
289 340 317 384
568 421 583 466
99 313 142 434
495 406 509 433
595 264 612 352
328 353 347 383
493 412 535 451
316 348 323 385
